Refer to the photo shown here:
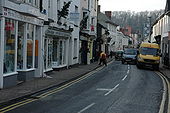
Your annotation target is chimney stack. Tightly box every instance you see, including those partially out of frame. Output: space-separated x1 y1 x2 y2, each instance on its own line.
105 11 112 20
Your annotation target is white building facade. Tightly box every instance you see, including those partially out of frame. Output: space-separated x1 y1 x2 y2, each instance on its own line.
43 0 81 73
79 0 98 64
0 0 48 88
152 12 170 67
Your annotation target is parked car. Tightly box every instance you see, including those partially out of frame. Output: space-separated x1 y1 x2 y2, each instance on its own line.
115 50 123 60
122 48 137 64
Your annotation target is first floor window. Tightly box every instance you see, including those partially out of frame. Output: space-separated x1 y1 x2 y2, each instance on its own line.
4 18 16 74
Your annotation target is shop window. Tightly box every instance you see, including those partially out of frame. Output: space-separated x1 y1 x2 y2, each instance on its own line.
17 21 25 69
59 41 62 65
27 24 34 69
74 39 77 58
53 39 58 65
4 19 16 74
44 39 47 69
47 39 53 68
44 38 53 70
63 41 66 64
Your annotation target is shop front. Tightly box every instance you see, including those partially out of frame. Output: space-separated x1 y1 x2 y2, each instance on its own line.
0 7 44 88
45 28 71 70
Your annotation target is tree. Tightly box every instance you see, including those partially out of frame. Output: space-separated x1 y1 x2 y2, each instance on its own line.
58 1 72 22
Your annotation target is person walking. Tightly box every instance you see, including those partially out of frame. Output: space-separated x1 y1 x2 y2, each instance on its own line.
110 51 113 58
99 51 107 66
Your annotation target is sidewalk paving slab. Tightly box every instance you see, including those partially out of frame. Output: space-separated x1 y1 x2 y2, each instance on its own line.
0 58 113 105
159 65 170 80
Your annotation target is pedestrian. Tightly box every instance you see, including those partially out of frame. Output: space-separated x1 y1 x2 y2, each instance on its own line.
110 51 113 58
99 51 107 66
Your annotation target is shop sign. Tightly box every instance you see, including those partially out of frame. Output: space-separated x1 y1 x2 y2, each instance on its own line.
45 29 71 38
5 22 14 31
69 13 79 21
3 8 43 25
80 35 88 41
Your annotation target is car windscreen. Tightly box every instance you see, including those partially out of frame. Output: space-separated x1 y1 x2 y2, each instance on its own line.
124 49 137 55
140 47 158 56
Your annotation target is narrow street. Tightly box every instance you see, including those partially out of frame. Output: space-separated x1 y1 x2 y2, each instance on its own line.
3 61 164 113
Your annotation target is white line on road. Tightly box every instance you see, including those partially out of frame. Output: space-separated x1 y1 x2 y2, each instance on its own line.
128 65 130 69
78 103 95 113
122 75 127 81
104 84 119 96
127 70 129 74
96 88 112 91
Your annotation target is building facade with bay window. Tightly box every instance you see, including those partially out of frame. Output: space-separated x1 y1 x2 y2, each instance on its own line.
0 0 47 88
44 27 71 70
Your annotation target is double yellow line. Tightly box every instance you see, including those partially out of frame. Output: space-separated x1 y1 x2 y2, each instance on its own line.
155 71 170 113
0 69 98 113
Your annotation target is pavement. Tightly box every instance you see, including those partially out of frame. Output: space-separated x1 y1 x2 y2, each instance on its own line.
0 58 169 105
159 64 170 80
0 58 113 105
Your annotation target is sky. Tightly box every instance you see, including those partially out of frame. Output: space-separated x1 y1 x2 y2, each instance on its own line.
99 0 167 12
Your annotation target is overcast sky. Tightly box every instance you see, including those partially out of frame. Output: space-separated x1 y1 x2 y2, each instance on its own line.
99 0 167 12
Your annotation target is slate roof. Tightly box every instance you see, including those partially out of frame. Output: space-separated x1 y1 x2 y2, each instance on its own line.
97 12 118 29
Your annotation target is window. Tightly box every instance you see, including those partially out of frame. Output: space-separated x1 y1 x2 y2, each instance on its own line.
63 41 66 64
28 0 33 5
48 0 50 8
75 6 78 13
4 19 16 74
94 0 97 10
34 0 39 7
53 39 58 64
74 39 77 58
47 39 53 68
57 0 60 11
59 40 62 65
17 22 25 69
52 39 66 66
27 24 34 69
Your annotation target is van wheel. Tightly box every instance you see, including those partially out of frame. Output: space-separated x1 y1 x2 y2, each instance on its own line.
122 60 124 64
153 65 159 70
136 62 142 69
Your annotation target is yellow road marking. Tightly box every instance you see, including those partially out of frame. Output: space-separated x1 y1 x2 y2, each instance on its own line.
0 99 37 113
0 67 101 113
155 71 169 113
0 99 33 112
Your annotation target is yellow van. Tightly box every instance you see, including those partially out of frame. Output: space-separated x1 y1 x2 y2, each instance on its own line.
136 42 161 70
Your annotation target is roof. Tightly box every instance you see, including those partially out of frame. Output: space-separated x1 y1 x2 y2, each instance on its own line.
98 12 118 28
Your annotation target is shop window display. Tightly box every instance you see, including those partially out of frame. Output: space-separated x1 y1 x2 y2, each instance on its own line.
4 19 16 74
47 39 53 69
59 41 63 65
63 41 66 64
17 22 25 69
44 39 47 70
53 39 59 66
27 24 34 69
